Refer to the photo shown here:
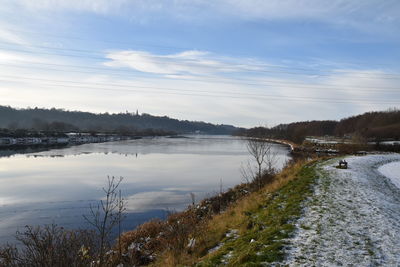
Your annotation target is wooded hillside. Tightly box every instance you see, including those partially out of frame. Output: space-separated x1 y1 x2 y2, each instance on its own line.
238 109 400 143
0 106 239 135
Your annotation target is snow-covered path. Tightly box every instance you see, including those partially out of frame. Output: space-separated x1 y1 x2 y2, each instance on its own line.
284 154 400 266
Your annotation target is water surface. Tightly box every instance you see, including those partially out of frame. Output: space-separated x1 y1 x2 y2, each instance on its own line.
0 135 290 243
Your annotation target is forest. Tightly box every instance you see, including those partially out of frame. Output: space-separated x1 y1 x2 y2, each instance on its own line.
237 109 400 144
0 106 239 135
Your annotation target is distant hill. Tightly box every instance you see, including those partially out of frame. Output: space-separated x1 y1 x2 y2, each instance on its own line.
238 109 400 143
335 109 400 140
0 106 240 135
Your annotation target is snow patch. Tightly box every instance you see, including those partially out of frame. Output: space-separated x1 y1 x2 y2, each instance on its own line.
378 161 400 189
225 229 239 239
208 242 224 254
207 229 239 254
221 251 234 264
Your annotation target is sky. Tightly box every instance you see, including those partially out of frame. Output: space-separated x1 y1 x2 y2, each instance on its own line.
0 0 399 127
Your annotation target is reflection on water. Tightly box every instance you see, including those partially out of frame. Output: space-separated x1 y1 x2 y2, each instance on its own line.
0 135 290 243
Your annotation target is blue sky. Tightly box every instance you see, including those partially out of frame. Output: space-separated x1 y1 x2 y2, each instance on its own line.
0 0 399 127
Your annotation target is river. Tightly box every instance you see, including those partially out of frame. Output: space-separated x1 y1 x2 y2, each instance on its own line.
0 135 290 244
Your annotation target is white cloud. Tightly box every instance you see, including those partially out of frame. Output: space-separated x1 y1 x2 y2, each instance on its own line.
104 50 262 75
324 69 398 97
0 51 50 64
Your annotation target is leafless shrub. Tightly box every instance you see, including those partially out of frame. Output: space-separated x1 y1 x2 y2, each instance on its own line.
0 225 97 267
115 209 202 266
165 210 201 251
117 219 167 266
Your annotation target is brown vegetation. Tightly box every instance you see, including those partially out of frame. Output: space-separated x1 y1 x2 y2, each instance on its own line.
0 225 99 267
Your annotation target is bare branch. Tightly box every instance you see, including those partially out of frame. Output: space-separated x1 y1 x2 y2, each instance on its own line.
82 176 126 266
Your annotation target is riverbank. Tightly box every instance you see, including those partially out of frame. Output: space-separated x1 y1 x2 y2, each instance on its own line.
117 153 400 266
104 158 319 266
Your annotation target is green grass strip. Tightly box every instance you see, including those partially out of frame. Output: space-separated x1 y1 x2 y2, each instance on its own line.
196 163 318 266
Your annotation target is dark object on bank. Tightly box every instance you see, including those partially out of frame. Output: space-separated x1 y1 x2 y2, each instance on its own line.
337 160 348 169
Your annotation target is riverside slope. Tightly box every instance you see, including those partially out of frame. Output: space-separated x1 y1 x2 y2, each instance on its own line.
284 154 400 266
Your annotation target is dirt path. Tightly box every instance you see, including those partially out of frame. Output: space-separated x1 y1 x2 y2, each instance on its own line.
283 154 400 266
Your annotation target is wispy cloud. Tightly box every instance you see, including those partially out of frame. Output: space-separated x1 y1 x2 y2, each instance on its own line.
6 0 400 35
104 50 262 76
0 28 28 45
0 50 52 64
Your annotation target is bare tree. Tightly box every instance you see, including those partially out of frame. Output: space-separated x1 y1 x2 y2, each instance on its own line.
247 139 270 177
83 176 126 266
244 138 277 189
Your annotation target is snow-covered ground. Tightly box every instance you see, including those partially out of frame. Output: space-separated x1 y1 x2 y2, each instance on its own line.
283 154 400 266
379 161 400 189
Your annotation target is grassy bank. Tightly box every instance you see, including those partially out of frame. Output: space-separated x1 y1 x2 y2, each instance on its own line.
147 159 319 266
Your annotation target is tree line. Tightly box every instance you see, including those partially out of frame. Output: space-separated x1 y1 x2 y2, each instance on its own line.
0 106 239 135
236 108 400 144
